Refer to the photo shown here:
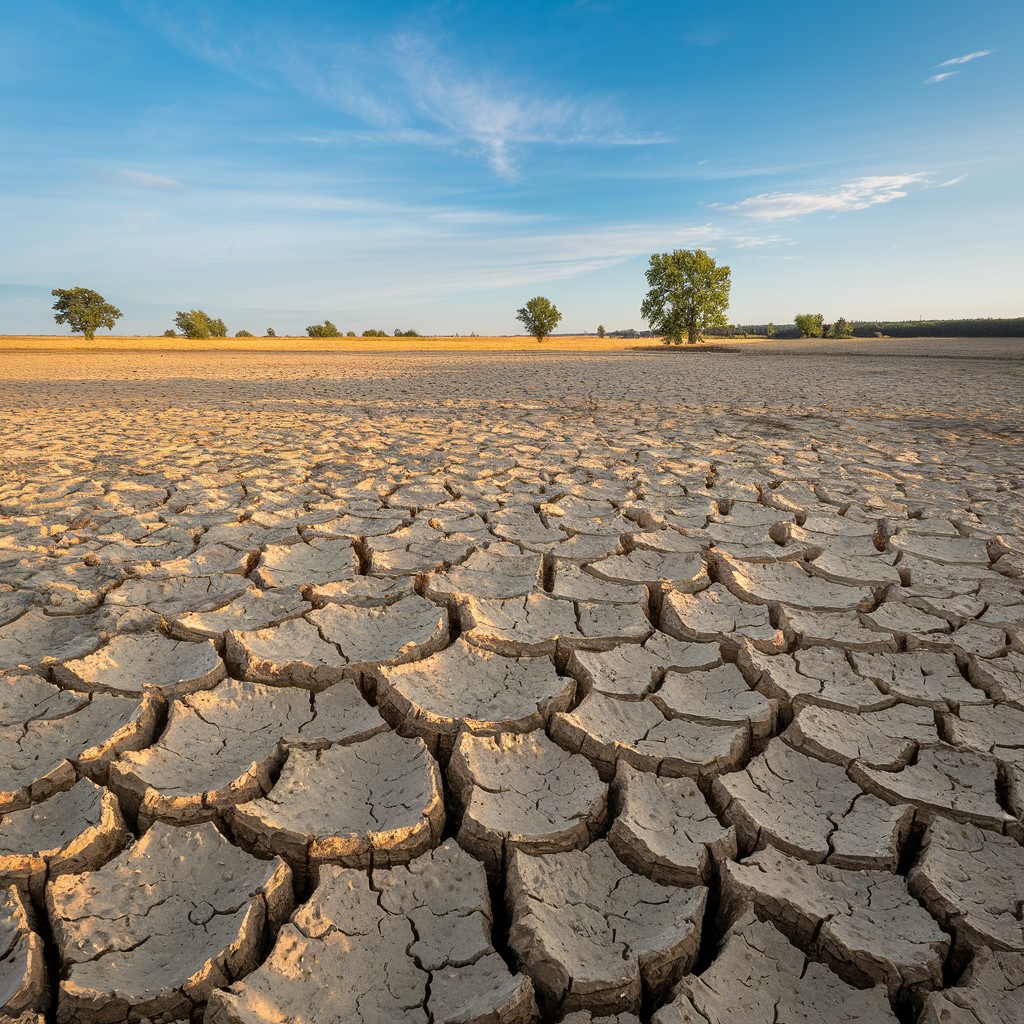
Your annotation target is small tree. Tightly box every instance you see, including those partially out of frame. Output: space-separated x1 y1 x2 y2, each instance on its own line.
51 287 122 339
641 249 731 345
235 329 254 337
831 317 853 339
766 322 776 338
174 310 226 339
794 313 825 338
307 320 341 338
597 324 606 338
162 329 177 338
266 327 276 337
361 329 387 337
516 297 562 343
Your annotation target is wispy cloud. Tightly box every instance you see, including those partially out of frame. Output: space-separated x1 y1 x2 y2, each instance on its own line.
391 33 665 178
723 174 928 220
937 49 992 67
124 6 665 180
113 169 184 190
925 71 958 84
933 174 966 188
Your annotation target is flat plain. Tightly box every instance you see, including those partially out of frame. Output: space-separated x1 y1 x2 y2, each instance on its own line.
1 337 1022 1023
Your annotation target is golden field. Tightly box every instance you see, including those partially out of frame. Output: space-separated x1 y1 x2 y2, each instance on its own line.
0 333 651 353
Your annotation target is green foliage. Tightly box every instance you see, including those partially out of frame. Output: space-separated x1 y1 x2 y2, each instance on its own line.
849 317 1024 338
515 297 562 343
831 317 853 339
173 310 227 339
794 313 825 338
306 320 341 338
346 330 356 337
266 328 276 337
162 329 177 338
641 249 731 345
766 322 776 337
596 324 606 338
235 329 254 338
361 329 388 337
51 287 122 340
393 328 420 337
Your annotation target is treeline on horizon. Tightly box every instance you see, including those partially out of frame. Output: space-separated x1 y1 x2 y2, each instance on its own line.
698 317 1024 339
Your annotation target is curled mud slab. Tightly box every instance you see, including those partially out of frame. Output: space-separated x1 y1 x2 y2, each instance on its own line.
108 678 386 827
507 841 705 1016
0 885 47 1019
52 631 226 698
566 633 721 700
0 779 128 901
46 821 293 1024
372 639 575 755
230 730 444 871
0 674 160 812
653 909 899 1024
205 841 537 1024
721 846 949 998
448 730 607 873
908 818 1024 957
609 762 736 885
712 739 913 869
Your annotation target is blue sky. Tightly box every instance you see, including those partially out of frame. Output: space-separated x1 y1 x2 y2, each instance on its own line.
2 0 1022 335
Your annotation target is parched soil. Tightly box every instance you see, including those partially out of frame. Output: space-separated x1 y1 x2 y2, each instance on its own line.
0 342 1022 1023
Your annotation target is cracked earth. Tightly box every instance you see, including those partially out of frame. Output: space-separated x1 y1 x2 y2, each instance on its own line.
0 344 1023 1023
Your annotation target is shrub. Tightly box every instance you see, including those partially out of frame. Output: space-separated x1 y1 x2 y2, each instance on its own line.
235 329 254 337
307 320 341 338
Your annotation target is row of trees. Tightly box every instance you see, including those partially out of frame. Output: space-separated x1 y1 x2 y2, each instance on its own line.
50 253 732 346
794 313 853 339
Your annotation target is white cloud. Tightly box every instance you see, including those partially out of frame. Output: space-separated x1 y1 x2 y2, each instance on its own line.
925 71 958 84
124 6 666 180
933 174 966 188
937 49 993 67
387 32 667 178
114 170 184 189
724 174 929 220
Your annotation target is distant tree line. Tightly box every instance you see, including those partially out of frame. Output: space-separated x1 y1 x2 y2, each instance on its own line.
47 283 1021 344
849 317 1024 338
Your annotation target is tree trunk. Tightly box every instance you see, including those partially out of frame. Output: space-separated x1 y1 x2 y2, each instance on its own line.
687 324 699 345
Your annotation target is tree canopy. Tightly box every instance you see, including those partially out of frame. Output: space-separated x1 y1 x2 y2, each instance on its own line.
516 297 562 343
640 250 731 345
307 320 341 337
794 313 825 338
173 310 227 339
831 317 853 339
51 287 122 339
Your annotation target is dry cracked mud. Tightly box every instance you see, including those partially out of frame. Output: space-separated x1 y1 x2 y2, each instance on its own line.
1 343 1022 1022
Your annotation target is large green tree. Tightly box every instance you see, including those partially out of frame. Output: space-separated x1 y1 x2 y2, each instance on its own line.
794 313 825 338
831 316 853 339
307 319 341 337
173 310 227 339
516 296 562 343
51 287 122 339
641 249 731 345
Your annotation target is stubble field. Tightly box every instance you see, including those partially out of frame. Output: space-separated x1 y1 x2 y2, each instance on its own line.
1 338 1022 1023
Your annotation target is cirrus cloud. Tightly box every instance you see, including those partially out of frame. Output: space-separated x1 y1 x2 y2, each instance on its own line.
937 49 992 67
723 174 929 220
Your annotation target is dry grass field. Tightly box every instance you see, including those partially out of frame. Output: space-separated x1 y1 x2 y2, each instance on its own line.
1 333 646 353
